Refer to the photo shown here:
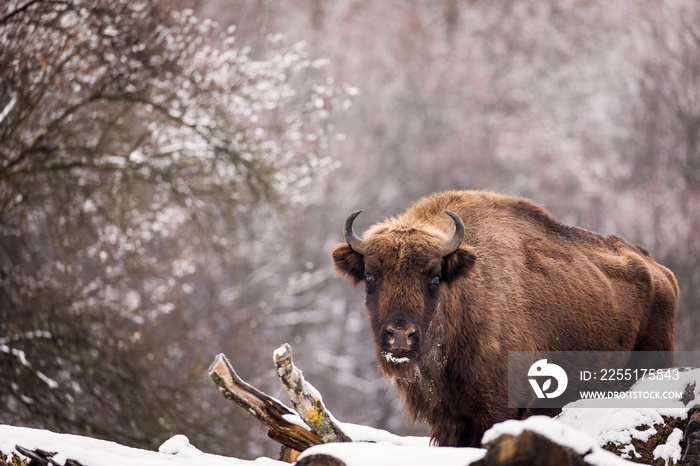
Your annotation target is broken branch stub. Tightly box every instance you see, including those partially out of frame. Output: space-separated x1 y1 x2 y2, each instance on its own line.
273 343 352 443
208 353 323 452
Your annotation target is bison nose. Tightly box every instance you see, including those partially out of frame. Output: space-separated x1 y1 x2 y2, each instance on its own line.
383 322 421 352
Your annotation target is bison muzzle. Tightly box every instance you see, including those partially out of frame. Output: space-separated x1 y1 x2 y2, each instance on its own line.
331 190 679 448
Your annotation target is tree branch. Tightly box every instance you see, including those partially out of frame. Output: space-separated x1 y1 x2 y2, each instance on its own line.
273 343 352 443
1 0 41 24
208 353 323 453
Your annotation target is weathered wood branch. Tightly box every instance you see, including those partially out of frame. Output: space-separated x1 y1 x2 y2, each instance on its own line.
273 343 352 444
14 445 84 466
208 353 323 453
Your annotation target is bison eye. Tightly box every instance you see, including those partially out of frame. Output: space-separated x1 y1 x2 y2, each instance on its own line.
365 273 375 282
431 276 440 285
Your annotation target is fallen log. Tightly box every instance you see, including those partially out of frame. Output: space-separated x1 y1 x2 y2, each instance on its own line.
208 353 323 454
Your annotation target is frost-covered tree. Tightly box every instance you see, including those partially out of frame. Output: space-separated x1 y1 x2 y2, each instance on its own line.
0 0 345 453
614 0 700 349
176 1 700 449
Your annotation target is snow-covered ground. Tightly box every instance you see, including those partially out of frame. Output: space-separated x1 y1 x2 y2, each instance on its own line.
555 368 700 464
0 418 626 466
0 422 474 466
0 426 281 466
482 417 634 466
2 368 698 466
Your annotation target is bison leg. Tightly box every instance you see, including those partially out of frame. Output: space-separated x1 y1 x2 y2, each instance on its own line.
429 415 487 448
635 300 676 353
634 266 678 354
458 423 485 448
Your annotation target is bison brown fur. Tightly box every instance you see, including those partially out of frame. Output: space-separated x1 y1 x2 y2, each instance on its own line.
331 190 679 448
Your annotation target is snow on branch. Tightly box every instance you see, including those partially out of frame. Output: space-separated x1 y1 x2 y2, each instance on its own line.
208 353 323 454
0 95 16 125
0 330 58 390
209 345 352 463
273 343 351 443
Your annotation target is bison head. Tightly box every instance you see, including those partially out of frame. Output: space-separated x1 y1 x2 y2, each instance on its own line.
332 210 477 376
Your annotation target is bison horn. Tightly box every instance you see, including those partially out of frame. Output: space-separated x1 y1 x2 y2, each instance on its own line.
344 210 367 255
441 210 465 256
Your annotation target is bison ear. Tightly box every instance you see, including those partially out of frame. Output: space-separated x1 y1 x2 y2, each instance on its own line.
442 246 477 283
332 244 365 286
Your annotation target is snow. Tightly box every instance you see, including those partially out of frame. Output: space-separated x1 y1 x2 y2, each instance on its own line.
0 95 16 124
0 423 451 466
338 421 430 447
483 416 596 455
482 416 634 465
2 367 698 466
0 415 648 466
0 426 283 466
0 345 29 366
0 344 59 389
0 411 683 466
282 413 312 431
557 406 671 446
653 428 683 464
158 434 202 456
272 344 288 360
0 331 52 345
35 371 59 389
381 351 410 365
298 442 486 466
554 368 700 462
556 406 689 464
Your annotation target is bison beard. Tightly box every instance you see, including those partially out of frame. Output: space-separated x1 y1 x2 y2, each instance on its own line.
331 190 679 448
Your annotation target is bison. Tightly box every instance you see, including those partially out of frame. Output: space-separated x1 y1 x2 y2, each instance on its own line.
331 190 678 447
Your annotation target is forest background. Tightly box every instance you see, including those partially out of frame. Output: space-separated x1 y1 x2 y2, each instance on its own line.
1 0 699 460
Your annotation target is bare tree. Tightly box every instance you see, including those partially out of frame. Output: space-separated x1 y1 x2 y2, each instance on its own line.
177 1 700 451
6 0 698 459
614 0 700 349
0 0 345 454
